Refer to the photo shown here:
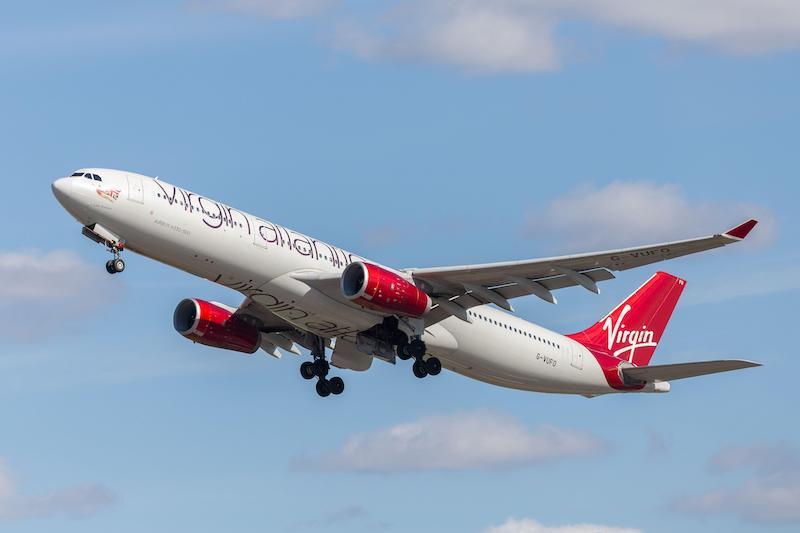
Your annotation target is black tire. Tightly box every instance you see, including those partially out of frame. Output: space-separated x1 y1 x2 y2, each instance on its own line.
412 360 428 379
396 342 411 361
316 379 331 397
313 359 329 378
113 258 125 273
329 376 345 395
105 260 116 274
300 361 315 380
425 357 442 376
408 339 426 359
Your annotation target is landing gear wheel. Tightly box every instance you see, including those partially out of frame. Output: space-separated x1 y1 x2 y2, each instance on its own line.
408 339 426 359
425 357 442 376
105 260 116 274
412 360 428 379
316 379 332 397
329 376 345 395
313 358 329 378
396 341 411 361
300 361 316 380
112 258 125 273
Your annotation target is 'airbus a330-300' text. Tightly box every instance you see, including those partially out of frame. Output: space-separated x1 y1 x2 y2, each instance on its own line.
52 169 760 397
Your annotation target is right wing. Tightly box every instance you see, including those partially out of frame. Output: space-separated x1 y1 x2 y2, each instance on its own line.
409 219 758 325
622 360 761 382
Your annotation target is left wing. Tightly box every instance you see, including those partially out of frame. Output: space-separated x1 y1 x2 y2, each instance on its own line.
234 298 318 358
234 298 372 371
409 219 757 325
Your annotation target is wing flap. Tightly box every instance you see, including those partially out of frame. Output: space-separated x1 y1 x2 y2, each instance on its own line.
622 360 761 382
422 268 615 326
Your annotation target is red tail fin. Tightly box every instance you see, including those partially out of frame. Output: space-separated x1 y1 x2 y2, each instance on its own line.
568 272 686 366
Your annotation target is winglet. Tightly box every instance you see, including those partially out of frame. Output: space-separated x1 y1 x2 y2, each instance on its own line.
723 219 758 240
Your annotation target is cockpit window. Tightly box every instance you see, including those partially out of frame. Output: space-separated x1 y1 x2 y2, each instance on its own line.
92 174 102 181
71 172 84 177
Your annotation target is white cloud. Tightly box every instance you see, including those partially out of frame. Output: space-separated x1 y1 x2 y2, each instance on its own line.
673 477 800 523
672 442 800 524
334 1 559 73
709 442 798 474
0 249 116 341
0 460 117 521
525 181 775 251
337 0 800 73
188 0 333 19
553 0 800 55
484 517 642 533
180 0 800 73
295 410 603 472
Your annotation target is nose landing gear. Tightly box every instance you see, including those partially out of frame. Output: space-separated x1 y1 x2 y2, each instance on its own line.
80 224 126 275
104 243 126 275
300 335 345 398
106 257 125 274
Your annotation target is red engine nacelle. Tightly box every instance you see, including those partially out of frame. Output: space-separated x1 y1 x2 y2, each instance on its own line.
341 261 432 317
173 298 261 354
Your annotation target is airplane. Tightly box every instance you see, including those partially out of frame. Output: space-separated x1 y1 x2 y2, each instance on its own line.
52 169 760 398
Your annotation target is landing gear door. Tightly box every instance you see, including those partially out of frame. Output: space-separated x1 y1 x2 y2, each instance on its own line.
570 343 584 370
127 175 144 204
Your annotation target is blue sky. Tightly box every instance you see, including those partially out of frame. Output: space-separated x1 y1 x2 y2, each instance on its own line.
1 1 799 531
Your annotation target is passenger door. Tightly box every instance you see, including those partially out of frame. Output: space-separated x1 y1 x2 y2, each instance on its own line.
127 175 144 204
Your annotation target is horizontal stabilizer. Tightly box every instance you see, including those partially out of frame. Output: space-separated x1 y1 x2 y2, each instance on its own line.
622 360 761 382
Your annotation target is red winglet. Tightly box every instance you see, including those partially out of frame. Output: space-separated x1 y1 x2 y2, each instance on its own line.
724 219 758 239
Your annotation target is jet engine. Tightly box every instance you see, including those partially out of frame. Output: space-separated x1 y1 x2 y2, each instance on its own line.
173 298 261 354
341 261 431 317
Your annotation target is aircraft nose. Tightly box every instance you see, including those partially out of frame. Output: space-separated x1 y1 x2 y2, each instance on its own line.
51 177 71 200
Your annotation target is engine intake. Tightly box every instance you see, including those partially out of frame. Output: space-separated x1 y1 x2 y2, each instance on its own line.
173 298 260 354
341 261 431 318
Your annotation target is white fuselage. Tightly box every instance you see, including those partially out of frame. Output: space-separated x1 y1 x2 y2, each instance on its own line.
53 169 616 395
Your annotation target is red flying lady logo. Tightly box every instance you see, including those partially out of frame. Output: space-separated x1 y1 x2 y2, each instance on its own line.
96 188 121 202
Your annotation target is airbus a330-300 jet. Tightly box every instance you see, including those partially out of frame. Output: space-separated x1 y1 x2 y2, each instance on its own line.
52 169 760 398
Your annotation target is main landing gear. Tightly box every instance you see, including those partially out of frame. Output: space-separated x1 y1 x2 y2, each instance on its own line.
396 336 442 380
104 243 125 275
300 334 345 398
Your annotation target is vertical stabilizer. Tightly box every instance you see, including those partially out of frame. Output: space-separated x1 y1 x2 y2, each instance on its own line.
568 272 685 366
